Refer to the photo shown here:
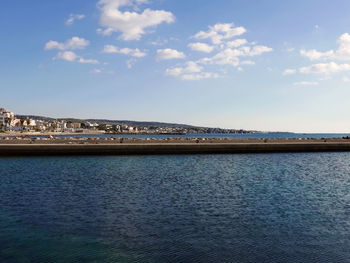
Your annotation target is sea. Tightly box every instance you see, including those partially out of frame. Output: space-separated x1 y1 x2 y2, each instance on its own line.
1 153 350 262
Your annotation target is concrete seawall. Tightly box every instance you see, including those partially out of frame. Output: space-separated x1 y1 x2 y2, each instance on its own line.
2 142 350 156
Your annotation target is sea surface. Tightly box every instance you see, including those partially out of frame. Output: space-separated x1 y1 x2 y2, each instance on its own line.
1 153 350 262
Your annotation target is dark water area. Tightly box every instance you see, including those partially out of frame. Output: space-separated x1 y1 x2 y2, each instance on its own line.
49 132 350 140
1 153 350 262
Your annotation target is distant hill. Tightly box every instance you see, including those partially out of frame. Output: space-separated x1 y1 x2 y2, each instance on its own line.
85 119 198 128
15 115 208 129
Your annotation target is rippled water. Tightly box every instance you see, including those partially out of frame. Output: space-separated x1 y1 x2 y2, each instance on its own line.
1 153 350 262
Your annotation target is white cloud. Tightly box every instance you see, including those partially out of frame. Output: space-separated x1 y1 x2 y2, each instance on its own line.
55 51 78 62
45 37 89 50
246 45 273 56
293 81 319 86
65 14 85 26
156 48 185 61
162 22 271 80
79 58 100 64
292 33 350 79
335 33 350 60
149 38 169 46
103 44 146 68
165 61 218 80
166 61 202 76
200 48 241 66
300 33 350 61
226 39 247 48
188 42 214 53
199 45 272 67
193 23 246 45
97 0 175 41
299 62 350 74
103 45 146 57
283 69 296 75
55 51 99 64
117 48 146 57
300 49 334 60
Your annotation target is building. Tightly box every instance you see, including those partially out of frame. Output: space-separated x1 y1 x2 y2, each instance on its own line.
0 108 15 131
66 122 81 129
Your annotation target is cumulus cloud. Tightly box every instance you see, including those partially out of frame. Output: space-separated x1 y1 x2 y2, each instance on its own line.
300 49 334 61
163 22 271 80
335 33 350 60
226 39 247 48
149 38 169 46
55 51 99 64
166 61 218 80
166 61 202 76
55 51 78 62
285 33 350 81
103 44 146 57
156 48 185 61
200 48 240 66
300 33 350 61
283 69 296 75
79 58 100 64
199 45 272 66
299 62 350 74
97 0 175 41
188 42 214 53
188 23 272 70
65 14 85 26
246 45 273 56
193 23 246 45
45 37 89 50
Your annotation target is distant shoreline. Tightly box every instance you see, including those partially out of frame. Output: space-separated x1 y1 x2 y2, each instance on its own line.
0 130 106 137
0 131 257 137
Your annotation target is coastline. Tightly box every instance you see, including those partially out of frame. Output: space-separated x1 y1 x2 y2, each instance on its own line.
0 130 106 137
2 141 350 156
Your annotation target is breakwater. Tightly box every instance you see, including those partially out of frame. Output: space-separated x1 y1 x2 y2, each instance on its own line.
2 142 350 156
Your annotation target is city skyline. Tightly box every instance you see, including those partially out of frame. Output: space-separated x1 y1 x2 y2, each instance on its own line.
2 0 350 132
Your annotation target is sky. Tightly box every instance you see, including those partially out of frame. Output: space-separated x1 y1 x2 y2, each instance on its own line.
2 0 350 132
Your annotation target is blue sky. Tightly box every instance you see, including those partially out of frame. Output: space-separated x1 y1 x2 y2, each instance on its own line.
2 0 350 132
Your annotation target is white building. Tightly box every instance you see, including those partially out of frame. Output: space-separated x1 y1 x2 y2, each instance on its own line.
0 108 15 130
